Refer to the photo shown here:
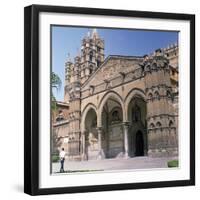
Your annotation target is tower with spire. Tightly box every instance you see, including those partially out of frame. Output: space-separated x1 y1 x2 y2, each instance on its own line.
64 29 105 102
80 29 105 84
63 29 104 157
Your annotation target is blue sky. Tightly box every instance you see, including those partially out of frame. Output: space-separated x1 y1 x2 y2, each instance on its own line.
52 26 178 101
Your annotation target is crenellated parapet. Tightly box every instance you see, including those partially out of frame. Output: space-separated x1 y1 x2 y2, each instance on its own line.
143 49 170 73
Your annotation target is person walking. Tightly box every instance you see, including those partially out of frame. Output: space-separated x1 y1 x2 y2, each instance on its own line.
59 148 65 173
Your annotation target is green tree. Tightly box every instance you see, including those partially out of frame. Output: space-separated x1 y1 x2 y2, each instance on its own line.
51 72 61 111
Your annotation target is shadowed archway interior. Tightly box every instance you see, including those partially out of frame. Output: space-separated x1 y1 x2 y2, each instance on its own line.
127 97 147 157
135 130 144 156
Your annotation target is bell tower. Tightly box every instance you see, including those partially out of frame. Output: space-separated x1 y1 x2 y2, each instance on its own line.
63 29 105 160
80 29 105 84
64 52 82 159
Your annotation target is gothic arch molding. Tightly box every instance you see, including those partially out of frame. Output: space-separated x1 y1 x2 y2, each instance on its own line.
81 103 97 132
124 88 146 121
97 90 125 127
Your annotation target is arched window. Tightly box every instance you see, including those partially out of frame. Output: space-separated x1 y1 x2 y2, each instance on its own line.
156 121 162 127
150 123 155 129
148 93 153 100
152 63 157 69
132 104 141 122
111 110 120 122
154 91 160 99
169 120 173 127
89 51 93 62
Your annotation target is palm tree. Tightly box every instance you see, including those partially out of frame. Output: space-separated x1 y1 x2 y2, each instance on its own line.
51 72 61 111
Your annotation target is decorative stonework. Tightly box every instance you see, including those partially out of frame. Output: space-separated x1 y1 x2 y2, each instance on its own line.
52 29 179 160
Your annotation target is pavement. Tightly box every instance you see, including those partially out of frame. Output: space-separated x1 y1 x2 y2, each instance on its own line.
52 156 178 173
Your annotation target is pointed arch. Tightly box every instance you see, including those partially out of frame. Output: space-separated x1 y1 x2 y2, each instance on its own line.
154 90 160 99
124 88 146 121
81 103 97 132
156 121 162 127
150 123 155 129
169 120 174 127
97 91 124 127
89 51 93 61
148 92 153 100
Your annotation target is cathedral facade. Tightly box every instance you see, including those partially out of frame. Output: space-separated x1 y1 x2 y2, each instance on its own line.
52 29 179 161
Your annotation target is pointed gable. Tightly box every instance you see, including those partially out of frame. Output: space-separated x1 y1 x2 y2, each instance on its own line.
81 55 143 91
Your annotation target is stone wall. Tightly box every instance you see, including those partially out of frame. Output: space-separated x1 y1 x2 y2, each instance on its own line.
107 124 124 158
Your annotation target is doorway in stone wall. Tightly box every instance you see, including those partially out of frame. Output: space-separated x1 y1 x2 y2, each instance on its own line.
135 130 144 156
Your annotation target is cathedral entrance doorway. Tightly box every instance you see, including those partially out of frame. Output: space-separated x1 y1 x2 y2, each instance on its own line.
127 95 147 157
135 130 144 156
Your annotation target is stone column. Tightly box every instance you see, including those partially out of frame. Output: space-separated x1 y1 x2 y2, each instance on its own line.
82 130 87 160
97 127 105 159
123 122 130 158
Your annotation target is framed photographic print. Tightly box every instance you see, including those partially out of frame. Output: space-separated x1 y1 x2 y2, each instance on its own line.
24 4 195 195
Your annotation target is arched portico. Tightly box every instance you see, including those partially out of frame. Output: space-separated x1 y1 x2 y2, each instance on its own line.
81 89 147 160
81 103 98 160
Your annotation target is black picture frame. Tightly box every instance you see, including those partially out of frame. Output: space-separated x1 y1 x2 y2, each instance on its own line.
24 4 195 196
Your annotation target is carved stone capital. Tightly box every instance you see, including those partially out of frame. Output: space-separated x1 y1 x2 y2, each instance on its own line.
122 121 130 129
